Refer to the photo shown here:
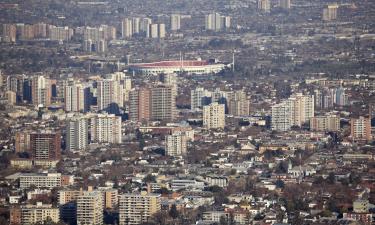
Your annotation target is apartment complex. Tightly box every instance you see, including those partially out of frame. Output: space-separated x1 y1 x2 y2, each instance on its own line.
119 192 161 225
19 173 62 189
30 131 61 160
77 191 104 225
272 94 314 131
129 86 176 121
351 116 372 141
10 203 59 225
205 13 231 31
66 117 88 151
310 115 340 131
203 102 225 129
90 114 122 144
165 133 188 156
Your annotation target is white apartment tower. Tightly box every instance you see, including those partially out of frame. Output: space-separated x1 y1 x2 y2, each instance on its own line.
191 87 212 110
77 191 103 225
90 114 122 144
323 4 339 21
121 18 133 38
203 102 225 129
170 14 181 31
258 0 271 12
97 79 124 111
119 192 161 225
64 83 88 112
165 133 187 156
66 117 88 151
272 94 314 131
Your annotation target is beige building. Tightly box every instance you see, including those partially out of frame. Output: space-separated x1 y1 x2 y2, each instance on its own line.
165 132 188 156
227 90 250 116
101 188 118 209
203 102 225 129
310 115 340 131
119 192 161 225
258 0 271 12
77 191 103 225
11 202 60 225
6 90 17 105
323 4 339 21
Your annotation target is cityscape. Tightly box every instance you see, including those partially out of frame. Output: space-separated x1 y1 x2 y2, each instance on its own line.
0 0 375 225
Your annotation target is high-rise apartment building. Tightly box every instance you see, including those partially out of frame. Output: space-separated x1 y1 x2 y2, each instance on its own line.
310 115 340 132
165 133 187 156
170 14 181 31
33 23 47 38
97 79 124 112
227 90 250 116
2 24 16 42
64 83 89 112
140 18 152 34
66 117 88 151
77 191 103 225
18 24 35 40
132 17 140 34
205 13 230 31
271 94 314 131
351 116 372 141
323 4 339 21
258 0 271 12
271 99 294 131
203 102 225 129
30 131 61 160
279 0 291 9
158 23 166 38
31 75 51 107
121 18 133 38
90 114 122 144
292 93 315 127
149 24 159 38
129 88 151 121
48 25 73 41
150 86 176 121
15 132 31 153
119 192 161 225
129 86 176 121
191 87 212 110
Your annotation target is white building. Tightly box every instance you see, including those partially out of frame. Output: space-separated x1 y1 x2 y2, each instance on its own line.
90 114 122 144
191 87 212 110
97 79 124 111
66 116 88 151
205 13 230 31
272 94 314 131
64 83 88 112
19 173 62 189
170 14 181 31
121 18 133 38
165 133 187 156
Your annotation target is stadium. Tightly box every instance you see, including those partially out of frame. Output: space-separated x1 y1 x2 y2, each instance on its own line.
128 60 229 75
